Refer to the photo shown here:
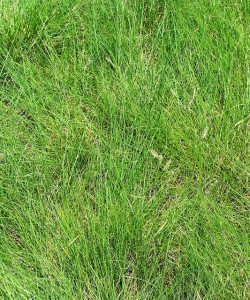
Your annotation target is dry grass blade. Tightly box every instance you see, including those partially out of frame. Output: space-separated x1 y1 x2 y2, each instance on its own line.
149 149 163 161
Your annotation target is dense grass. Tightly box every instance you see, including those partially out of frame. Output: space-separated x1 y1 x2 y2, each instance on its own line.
0 0 249 299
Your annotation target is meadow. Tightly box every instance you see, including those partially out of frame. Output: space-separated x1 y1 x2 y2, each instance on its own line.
0 0 249 299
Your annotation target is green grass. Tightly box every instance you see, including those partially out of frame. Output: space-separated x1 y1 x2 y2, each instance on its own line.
0 0 249 299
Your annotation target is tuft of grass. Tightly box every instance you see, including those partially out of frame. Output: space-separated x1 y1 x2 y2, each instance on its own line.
0 0 249 299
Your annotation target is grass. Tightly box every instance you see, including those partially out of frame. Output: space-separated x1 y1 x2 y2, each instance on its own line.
0 0 249 299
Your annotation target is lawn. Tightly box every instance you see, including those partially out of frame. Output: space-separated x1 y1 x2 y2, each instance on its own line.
0 0 249 299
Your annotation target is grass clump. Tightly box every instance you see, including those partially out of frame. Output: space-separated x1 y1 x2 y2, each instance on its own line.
0 0 249 299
